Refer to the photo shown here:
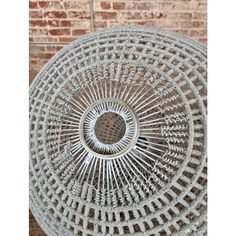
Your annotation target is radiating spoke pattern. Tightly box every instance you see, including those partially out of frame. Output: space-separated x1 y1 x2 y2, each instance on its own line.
30 27 207 236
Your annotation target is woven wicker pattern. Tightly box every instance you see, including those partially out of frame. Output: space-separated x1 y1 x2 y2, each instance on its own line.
94 112 126 144
29 27 207 235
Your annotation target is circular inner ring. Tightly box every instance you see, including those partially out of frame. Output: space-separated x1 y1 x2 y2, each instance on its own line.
80 99 139 159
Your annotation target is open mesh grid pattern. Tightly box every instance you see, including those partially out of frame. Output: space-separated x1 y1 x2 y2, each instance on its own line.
29 27 207 236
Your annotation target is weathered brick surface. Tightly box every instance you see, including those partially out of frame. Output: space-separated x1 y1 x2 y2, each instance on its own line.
29 0 207 78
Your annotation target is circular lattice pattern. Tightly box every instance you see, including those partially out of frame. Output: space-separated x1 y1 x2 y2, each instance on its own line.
80 99 138 158
29 27 207 236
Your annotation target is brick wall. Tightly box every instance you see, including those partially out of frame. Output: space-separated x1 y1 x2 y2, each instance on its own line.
29 0 207 83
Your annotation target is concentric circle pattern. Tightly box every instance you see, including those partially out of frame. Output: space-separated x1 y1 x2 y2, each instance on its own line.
30 27 207 236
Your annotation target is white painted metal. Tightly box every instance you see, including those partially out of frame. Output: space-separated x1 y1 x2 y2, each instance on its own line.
29 27 207 235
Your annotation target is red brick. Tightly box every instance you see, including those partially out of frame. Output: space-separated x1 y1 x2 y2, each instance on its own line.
142 12 164 20
181 21 204 28
30 37 58 43
29 28 48 36
46 45 62 52
113 2 125 10
190 30 207 37
47 20 60 27
136 2 155 10
72 29 88 36
30 60 38 66
167 13 192 20
198 3 207 10
30 19 60 27
29 45 45 53
38 0 63 9
49 29 70 36
30 20 48 27
30 59 47 70
174 2 198 10
70 21 90 28
29 2 37 9
198 38 207 44
44 11 67 18
95 21 108 28
163 21 180 29
174 30 190 36
29 0 207 74
43 53 54 59
95 12 117 20
161 2 175 10
50 1 64 10
134 21 150 26
68 11 90 19
38 1 50 8
59 37 77 43
124 2 137 10
193 12 207 20
101 1 111 10
64 2 87 10
29 11 42 18
120 12 141 20
60 20 72 27
30 52 45 59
